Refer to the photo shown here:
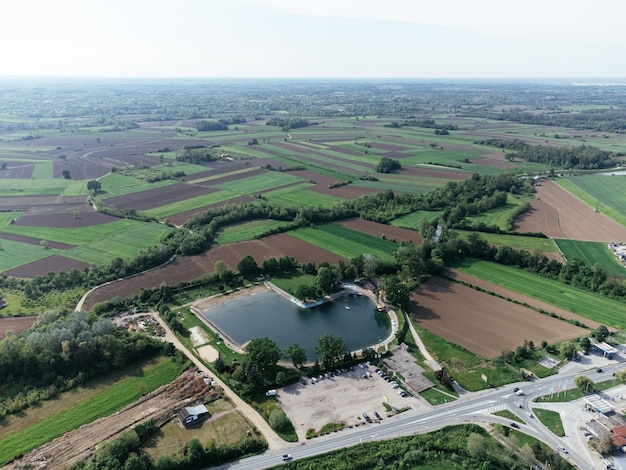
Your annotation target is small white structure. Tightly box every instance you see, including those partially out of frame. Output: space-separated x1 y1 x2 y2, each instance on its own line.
177 404 210 427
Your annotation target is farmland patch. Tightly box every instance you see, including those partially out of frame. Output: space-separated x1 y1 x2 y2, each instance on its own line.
411 277 587 359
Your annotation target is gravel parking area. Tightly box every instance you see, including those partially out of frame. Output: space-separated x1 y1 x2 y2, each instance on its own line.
278 364 424 441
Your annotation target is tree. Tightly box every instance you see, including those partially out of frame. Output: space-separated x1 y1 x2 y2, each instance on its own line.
519 442 536 466
237 255 259 279
382 275 410 311
261 257 280 276
284 342 307 369
466 432 484 457
62 169 72 179
268 408 290 432
375 156 401 173
616 369 626 384
245 337 281 382
560 341 577 360
0 162 7 170
574 375 594 394
87 180 102 193
593 325 609 342
315 334 348 368
315 266 334 294
40 239 49 249
580 337 592 354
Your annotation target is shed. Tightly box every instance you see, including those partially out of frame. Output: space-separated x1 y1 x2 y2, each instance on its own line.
177 404 210 427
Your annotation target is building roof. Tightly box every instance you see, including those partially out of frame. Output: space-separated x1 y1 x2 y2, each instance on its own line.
584 394 615 415
613 425 626 437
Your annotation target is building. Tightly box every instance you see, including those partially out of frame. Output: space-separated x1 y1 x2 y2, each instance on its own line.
177 404 210 428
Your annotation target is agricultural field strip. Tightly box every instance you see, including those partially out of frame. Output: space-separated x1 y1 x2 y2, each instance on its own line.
390 211 442 229
1 218 157 245
100 173 178 199
0 358 181 467
555 239 626 276
289 223 398 261
31 161 53 179
0 239 61 271
213 170 304 193
63 223 172 264
352 179 434 194
455 230 559 253
263 185 345 207
0 211 23 226
258 143 375 172
455 259 626 329
560 176 626 228
0 178 73 191
143 189 236 219
215 219 291 245
186 166 260 184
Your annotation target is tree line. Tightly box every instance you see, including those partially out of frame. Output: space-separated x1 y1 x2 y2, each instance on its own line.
475 138 620 170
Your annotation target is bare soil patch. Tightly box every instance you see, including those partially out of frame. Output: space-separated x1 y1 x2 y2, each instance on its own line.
410 276 587 359
0 164 35 179
12 204 119 228
0 233 74 249
84 235 344 309
337 218 422 245
516 180 626 242
0 315 37 340
470 151 517 169
9 369 219 470
447 269 604 330
197 344 219 362
6 255 90 278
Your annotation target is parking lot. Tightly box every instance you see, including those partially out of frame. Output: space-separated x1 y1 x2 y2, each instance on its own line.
278 363 426 441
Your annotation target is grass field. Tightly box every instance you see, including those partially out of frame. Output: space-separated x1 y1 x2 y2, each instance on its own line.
263 185 344 207
214 171 304 194
390 211 443 230
64 222 172 264
456 230 559 253
464 194 526 230
0 178 70 196
290 223 399 261
143 190 238 219
558 176 626 228
452 258 626 329
0 356 181 466
533 408 565 436
555 239 626 276
0 240 62 271
215 219 291 245
98 173 178 199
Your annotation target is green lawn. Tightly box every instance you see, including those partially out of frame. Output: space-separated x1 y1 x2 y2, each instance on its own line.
215 219 291 245
290 223 399 261
263 185 344 207
391 211 443 230
464 194 526 230
214 170 304 193
0 239 62 271
533 408 565 436
143 189 237 219
555 239 626 276
0 357 182 466
452 258 626 329
455 230 559 253
98 172 178 199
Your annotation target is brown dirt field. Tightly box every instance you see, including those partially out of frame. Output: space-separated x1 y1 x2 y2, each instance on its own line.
470 152 517 169
337 218 422 245
0 233 74 249
0 315 37 340
516 180 626 242
6 255 90 278
8 369 218 470
0 164 35 179
84 235 345 310
103 183 217 211
410 276 588 359
447 269 604 330
11 203 119 228
307 183 380 199
193 168 269 187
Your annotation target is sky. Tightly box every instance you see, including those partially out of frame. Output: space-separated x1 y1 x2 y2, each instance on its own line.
2 0 625 79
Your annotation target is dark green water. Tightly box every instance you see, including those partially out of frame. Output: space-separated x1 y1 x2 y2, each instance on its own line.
200 289 390 360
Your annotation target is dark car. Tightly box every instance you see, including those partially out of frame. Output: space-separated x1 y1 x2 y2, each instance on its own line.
282 454 293 461
597 368 603 373
513 387 520 392
510 422 520 428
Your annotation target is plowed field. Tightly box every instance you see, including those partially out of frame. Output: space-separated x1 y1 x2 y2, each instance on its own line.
411 276 587 358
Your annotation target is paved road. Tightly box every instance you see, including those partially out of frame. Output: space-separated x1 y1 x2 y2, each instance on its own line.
211 359 626 470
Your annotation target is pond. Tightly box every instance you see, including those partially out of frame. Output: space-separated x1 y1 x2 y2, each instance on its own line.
200 288 390 360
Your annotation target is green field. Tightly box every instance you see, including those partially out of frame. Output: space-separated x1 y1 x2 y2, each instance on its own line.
99 173 178 199
456 230 559 253
555 239 626 276
558 176 626 228
391 211 443 230
64 222 172 264
215 219 291 245
0 239 62 271
290 223 399 261
263 185 344 207
0 178 70 196
143 189 237 219
0 357 182 466
452 258 626 329
214 170 304 194
464 194 526 230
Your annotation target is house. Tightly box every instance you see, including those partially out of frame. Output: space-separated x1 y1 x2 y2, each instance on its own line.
177 404 210 428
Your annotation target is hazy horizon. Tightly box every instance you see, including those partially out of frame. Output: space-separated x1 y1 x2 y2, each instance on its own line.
3 0 626 79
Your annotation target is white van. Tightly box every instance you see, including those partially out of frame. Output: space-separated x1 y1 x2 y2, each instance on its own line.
557 445 568 453
265 389 277 396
